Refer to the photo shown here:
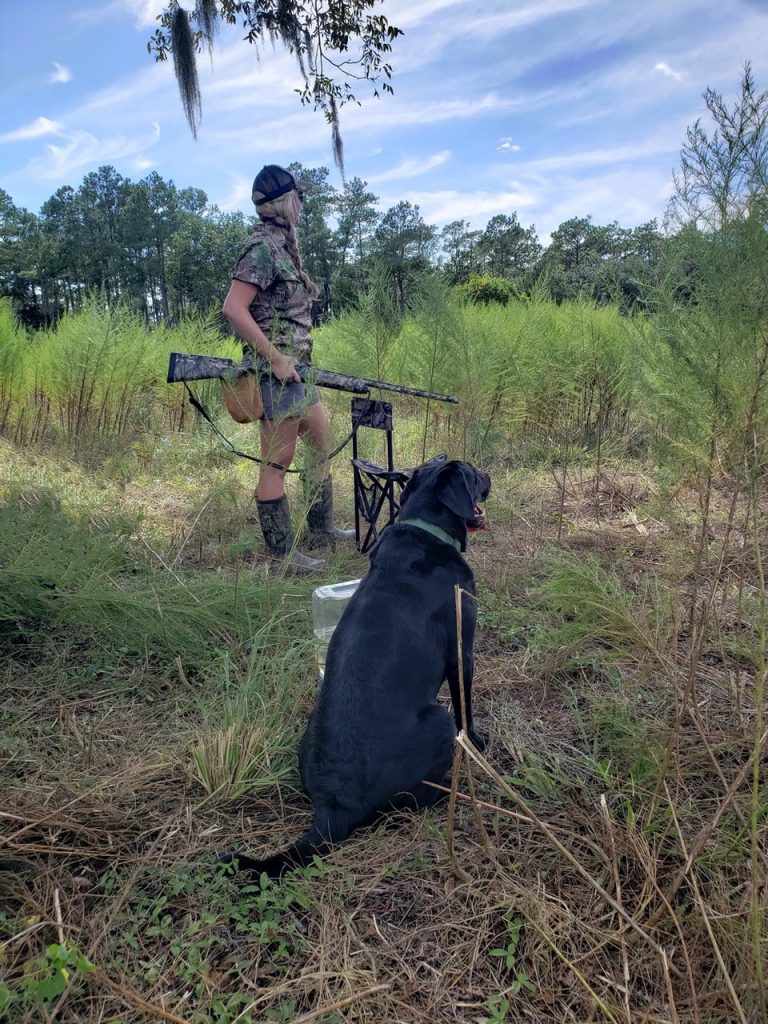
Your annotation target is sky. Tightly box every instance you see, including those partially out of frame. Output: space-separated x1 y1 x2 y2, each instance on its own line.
1 0 767 243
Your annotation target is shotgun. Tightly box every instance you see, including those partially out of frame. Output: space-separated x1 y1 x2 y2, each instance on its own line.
166 352 459 405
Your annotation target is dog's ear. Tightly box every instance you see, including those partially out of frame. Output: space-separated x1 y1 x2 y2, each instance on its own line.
436 462 476 521
399 469 418 507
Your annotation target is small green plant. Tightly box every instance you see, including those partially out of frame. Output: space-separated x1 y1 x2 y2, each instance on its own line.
101 858 326 1022
587 695 663 790
529 551 671 668
505 756 560 802
509 968 536 996
0 488 297 675
490 914 523 971
485 993 510 1023
1 941 95 1013
476 594 532 649
265 998 299 1022
490 915 537 1000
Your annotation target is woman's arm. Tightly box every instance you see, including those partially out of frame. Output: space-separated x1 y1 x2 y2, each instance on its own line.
222 279 300 382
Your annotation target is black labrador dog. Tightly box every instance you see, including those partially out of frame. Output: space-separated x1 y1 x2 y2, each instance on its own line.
225 459 491 879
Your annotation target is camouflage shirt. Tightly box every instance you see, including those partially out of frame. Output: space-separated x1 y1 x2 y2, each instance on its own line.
231 220 313 361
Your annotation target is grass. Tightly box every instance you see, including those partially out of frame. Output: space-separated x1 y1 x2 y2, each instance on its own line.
1 296 766 1022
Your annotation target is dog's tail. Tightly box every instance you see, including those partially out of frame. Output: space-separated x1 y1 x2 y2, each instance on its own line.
221 814 353 881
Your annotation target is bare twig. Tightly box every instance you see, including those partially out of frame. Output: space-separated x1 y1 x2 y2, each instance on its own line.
456 732 673 964
94 969 191 1024
664 784 749 1024
53 887 65 946
171 493 215 566
528 919 622 1024
647 726 768 928
284 983 392 1024
600 794 632 1023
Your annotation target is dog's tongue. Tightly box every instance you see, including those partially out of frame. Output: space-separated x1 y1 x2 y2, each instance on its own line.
468 505 487 532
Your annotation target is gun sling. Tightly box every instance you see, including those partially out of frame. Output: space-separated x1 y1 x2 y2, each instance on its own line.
181 382 373 474
168 352 458 474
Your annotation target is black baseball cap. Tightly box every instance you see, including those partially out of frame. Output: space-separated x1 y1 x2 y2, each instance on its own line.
251 164 310 205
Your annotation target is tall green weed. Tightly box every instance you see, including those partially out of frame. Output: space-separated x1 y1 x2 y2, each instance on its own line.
5 279 759 477
0 298 30 437
0 302 239 446
316 288 638 465
0 490 296 675
642 221 768 482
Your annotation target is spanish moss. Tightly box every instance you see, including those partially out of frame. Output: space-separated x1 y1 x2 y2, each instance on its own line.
170 5 202 138
276 0 302 50
195 0 219 56
329 95 345 178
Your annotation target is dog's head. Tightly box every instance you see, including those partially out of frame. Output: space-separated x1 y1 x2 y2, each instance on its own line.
400 459 491 551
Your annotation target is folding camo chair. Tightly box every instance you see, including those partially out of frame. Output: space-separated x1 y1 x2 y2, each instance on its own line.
350 396 446 553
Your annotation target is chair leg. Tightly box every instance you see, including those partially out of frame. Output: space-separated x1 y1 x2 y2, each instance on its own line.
353 474 400 553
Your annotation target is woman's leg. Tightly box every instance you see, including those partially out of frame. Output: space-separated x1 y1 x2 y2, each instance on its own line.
257 417 300 500
298 402 354 546
298 401 331 484
255 416 324 571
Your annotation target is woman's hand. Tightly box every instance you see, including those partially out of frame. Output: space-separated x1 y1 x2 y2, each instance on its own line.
270 352 301 383
222 281 301 383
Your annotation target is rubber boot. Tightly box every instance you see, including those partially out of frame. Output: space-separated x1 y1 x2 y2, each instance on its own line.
305 477 355 550
257 496 325 574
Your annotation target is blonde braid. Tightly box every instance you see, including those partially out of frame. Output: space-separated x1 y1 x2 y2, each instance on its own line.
254 192 320 300
282 222 320 300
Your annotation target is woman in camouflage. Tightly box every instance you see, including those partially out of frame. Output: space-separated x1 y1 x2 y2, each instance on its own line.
222 164 352 573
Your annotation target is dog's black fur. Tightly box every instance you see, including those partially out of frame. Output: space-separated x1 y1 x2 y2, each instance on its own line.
225 459 491 879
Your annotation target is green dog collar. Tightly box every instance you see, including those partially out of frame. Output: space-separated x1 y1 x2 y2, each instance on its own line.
399 517 461 552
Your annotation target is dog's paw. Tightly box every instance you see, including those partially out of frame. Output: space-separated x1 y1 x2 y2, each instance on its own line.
467 727 489 751
217 850 266 876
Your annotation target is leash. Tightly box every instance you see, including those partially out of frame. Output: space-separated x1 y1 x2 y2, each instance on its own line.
183 382 371 474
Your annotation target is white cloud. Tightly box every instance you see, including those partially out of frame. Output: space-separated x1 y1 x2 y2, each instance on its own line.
344 91 517 132
204 113 329 159
654 61 685 81
498 138 521 152
121 0 166 28
555 105 619 127
0 117 61 143
133 156 154 171
49 61 73 85
74 61 174 118
217 174 253 212
394 187 538 228
368 151 450 183
385 0 472 31
388 0 609 74
461 0 609 41
69 0 163 30
25 123 161 181
533 168 674 240
203 90 516 160
518 135 681 174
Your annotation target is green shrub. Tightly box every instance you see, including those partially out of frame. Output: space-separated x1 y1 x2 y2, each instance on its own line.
462 273 514 305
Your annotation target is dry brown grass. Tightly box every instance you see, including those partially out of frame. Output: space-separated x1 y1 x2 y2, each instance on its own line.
1 466 766 1023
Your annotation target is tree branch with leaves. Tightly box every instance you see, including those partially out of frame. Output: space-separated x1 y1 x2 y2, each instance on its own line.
148 0 402 171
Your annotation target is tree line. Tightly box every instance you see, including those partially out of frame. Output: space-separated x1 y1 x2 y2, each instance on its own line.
1 160 668 329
